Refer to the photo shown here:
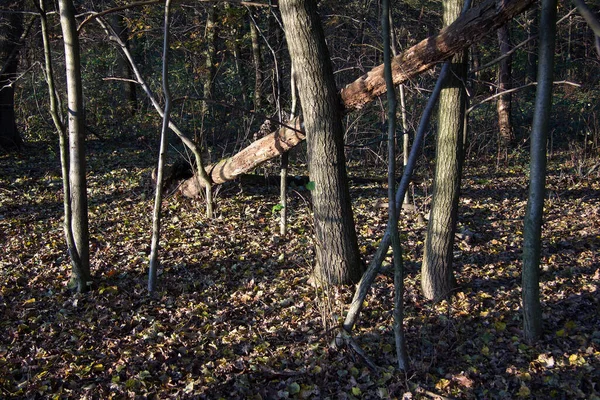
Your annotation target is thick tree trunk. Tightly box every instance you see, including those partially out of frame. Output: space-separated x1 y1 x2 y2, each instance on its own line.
497 23 514 148
59 0 92 292
0 10 23 149
179 0 534 196
279 0 363 285
421 0 467 302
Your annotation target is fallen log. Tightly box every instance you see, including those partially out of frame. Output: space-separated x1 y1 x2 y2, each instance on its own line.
179 119 304 197
180 0 534 197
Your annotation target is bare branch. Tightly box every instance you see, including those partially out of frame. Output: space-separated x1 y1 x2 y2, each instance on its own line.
77 0 273 32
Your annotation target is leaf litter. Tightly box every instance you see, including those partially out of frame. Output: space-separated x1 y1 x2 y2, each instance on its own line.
0 140 599 399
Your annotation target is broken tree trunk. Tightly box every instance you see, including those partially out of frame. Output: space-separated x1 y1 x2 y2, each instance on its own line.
179 119 304 197
180 0 534 197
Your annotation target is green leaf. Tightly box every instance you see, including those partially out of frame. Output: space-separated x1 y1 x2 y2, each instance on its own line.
288 382 300 395
305 181 315 191
272 203 284 213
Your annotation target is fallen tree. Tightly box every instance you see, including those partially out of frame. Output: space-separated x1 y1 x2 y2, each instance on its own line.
179 0 535 197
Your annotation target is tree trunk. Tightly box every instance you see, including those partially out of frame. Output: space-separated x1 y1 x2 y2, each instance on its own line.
179 0 535 197
110 14 137 114
59 0 92 292
421 0 467 302
148 0 174 293
279 0 363 285
37 0 86 294
526 5 538 84
0 9 23 149
383 0 408 370
202 5 217 118
249 14 262 110
497 22 514 149
522 0 557 344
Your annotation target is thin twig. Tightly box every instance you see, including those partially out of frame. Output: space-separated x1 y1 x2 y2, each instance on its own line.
467 80 581 113
77 0 273 32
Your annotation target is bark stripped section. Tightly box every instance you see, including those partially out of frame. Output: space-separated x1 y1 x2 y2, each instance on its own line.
179 119 304 197
340 0 534 110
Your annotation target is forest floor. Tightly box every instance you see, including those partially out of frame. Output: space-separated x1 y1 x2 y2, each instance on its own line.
0 138 599 399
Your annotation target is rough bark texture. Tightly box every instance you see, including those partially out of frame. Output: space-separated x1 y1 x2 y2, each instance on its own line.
523 0 557 344
421 0 467 302
179 0 534 196
497 23 514 147
0 9 23 149
59 0 92 292
279 0 363 285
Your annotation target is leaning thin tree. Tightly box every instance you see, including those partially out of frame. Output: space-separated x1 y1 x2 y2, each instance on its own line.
148 0 174 293
522 0 558 344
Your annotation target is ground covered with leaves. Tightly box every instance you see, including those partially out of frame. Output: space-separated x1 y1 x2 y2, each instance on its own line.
1 139 599 399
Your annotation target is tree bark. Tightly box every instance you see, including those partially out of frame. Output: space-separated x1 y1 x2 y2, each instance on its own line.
279 0 363 285
522 0 557 344
497 22 514 148
382 0 408 370
526 5 538 84
37 0 85 293
110 13 137 114
421 0 468 303
179 0 535 197
249 13 262 110
148 0 174 293
0 8 23 149
59 0 92 292
202 4 217 118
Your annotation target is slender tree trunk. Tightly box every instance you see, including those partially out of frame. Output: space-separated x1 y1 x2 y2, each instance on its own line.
58 0 91 292
280 0 364 285
98 16 213 218
572 0 600 58
383 0 408 370
249 14 262 111
522 0 557 344
421 0 468 302
526 5 538 84
202 4 216 118
497 21 514 151
148 0 174 293
0 9 23 149
202 5 216 218
110 14 137 114
280 65 298 236
37 0 87 293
